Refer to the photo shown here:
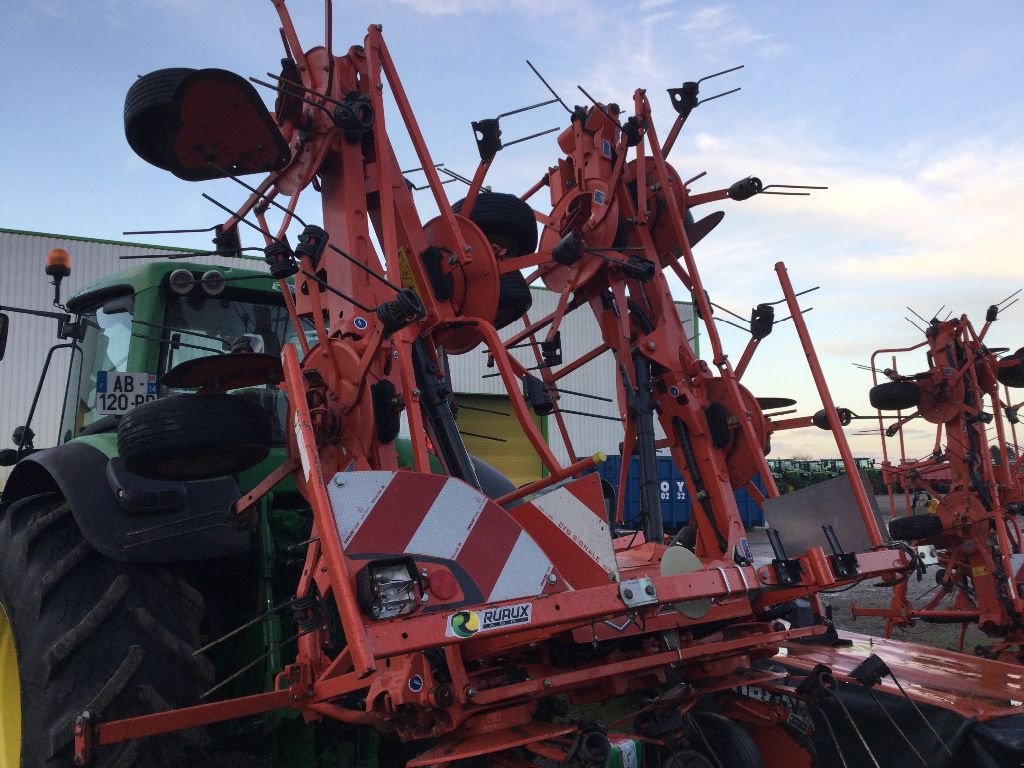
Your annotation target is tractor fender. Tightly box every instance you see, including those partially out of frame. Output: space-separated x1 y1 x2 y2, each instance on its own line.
1 440 250 563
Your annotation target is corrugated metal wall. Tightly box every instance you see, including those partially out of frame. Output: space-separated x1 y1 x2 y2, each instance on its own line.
447 288 696 466
0 229 244 483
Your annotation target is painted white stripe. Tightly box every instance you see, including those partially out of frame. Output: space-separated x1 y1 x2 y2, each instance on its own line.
404 477 487 559
293 412 312 481
327 471 396 547
532 486 619 577
487 531 553 603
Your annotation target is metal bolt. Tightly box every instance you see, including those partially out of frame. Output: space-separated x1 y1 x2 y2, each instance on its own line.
465 686 477 698
412 388 421 397
623 589 634 600
543 678 552 688
333 476 345 487
393 350 399 358
645 584 655 596
547 573 557 584
463 244 472 253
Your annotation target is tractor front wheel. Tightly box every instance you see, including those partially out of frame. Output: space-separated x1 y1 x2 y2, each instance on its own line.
0 492 212 768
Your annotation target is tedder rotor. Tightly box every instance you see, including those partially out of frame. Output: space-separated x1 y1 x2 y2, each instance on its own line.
853 305 1024 662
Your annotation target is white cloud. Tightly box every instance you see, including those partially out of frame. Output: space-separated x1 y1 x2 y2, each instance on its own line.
682 5 786 60
693 132 723 152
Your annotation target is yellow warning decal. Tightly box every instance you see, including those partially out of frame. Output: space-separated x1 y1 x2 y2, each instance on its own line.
397 246 420 297
972 565 988 577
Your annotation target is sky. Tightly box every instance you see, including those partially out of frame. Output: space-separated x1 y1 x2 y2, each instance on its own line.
3 0 1024 463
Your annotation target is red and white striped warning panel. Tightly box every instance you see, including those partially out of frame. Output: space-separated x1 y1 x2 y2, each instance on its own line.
507 472 619 588
328 471 559 604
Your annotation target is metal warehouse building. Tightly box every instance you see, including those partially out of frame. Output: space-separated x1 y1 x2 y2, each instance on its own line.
0 229 695 487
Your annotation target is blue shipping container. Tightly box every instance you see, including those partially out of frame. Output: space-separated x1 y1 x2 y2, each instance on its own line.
596 454 765 531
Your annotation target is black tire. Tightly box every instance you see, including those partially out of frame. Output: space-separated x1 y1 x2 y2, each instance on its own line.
997 348 1024 388
124 68 194 169
888 514 943 541
868 381 921 411
452 193 536 330
453 192 538 257
118 394 272 481
690 712 763 768
493 271 533 330
0 492 212 767
703 402 732 449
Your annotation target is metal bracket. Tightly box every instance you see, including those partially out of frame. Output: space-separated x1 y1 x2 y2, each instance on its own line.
822 524 859 579
619 577 658 607
73 710 95 766
767 528 803 585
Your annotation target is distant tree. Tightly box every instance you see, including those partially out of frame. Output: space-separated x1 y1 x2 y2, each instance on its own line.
992 444 1020 465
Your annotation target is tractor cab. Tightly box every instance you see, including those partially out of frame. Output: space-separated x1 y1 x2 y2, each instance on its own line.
58 262 296 449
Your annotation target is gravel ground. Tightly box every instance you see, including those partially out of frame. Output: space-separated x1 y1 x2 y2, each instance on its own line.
747 494 990 654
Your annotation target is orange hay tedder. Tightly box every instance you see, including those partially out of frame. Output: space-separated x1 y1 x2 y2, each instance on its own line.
854 306 1024 660
28 1 1021 766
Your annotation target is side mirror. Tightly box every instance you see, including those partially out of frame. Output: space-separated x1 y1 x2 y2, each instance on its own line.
0 313 8 361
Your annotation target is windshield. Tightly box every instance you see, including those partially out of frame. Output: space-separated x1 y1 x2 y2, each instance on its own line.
160 291 298 444
60 288 305 445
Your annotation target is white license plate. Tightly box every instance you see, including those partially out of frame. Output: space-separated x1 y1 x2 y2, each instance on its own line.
96 371 158 415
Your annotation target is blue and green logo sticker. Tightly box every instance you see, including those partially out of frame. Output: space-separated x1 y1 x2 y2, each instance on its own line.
445 603 532 639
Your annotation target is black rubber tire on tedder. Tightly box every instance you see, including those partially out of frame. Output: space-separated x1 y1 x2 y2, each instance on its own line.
124 68 194 169
492 272 533 330
453 192 537 330
453 192 539 257
868 380 921 411
997 348 1024 388
118 393 272 481
0 492 212 767
889 514 944 541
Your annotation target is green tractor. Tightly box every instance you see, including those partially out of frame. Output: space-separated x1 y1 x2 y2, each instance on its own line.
0 257 508 768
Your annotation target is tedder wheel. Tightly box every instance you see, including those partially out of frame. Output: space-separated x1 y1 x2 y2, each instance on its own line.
868 380 921 411
117 393 272 481
690 712 764 768
997 348 1024 388
492 272 533 330
888 514 944 541
453 193 537 330
124 68 195 169
0 492 212 768
453 193 539 257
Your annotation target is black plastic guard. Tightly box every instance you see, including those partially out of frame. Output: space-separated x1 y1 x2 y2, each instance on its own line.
3 442 250 563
